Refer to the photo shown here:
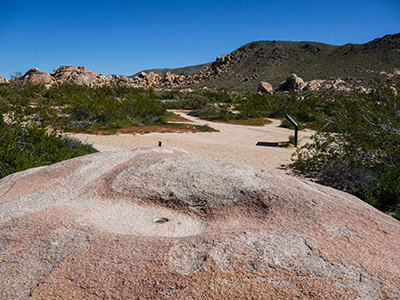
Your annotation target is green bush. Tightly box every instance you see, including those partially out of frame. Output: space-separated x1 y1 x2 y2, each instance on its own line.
0 118 97 179
187 94 210 109
291 82 400 216
37 84 169 131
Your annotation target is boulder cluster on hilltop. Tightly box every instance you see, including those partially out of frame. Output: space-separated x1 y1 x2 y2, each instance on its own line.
0 75 9 84
20 66 122 87
14 52 240 88
5 64 398 96
17 64 385 94
17 65 197 88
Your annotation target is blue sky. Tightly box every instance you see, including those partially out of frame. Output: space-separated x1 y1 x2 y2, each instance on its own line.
0 0 399 79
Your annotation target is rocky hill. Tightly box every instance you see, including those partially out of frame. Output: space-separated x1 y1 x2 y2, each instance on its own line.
1 147 399 299
9 33 400 92
185 32 400 90
129 32 399 91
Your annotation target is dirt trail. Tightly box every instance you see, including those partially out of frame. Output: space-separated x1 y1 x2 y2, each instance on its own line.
71 110 314 172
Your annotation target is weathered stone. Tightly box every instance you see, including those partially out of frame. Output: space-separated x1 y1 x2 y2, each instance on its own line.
355 86 368 93
22 68 55 85
257 81 274 94
278 74 306 91
0 147 399 299
164 71 175 84
51 65 108 86
0 75 9 84
304 79 323 91
146 71 162 84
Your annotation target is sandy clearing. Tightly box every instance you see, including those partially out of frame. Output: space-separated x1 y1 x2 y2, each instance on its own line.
71 110 315 173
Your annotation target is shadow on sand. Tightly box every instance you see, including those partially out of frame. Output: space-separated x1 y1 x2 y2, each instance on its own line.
256 141 279 147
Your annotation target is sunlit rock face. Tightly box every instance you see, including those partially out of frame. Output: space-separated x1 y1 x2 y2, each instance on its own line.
1 147 399 299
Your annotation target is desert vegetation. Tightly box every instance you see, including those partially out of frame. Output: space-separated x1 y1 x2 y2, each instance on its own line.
0 82 223 178
1 78 399 218
291 82 400 219
168 82 400 218
0 83 97 178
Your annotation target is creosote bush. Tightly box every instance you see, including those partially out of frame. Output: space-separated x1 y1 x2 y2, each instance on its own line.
291 81 400 218
317 161 376 195
0 118 97 179
40 84 168 131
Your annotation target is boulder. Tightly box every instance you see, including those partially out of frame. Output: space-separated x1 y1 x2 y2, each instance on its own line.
0 147 399 299
257 81 274 94
164 71 176 84
354 86 368 93
51 65 108 86
146 71 162 84
278 74 306 91
137 72 148 78
0 75 9 84
51 65 77 81
119 75 129 83
22 68 55 85
304 79 323 91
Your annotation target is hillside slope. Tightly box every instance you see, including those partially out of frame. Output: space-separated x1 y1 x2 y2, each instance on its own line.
195 33 400 90
132 33 399 90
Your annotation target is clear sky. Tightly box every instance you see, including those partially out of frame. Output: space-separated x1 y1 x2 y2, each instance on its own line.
0 0 399 79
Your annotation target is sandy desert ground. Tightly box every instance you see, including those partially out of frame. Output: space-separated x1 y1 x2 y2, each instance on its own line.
71 110 315 173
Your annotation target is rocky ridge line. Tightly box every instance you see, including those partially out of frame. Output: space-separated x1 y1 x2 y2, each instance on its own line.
18 65 396 95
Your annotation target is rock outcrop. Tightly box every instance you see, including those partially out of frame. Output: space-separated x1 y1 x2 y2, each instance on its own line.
0 75 9 84
18 66 143 87
278 73 307 91
51 65 110 86
1 147 399 299
257 81 274 94
15 64 376 92
303 79 323 91
22 68 55 86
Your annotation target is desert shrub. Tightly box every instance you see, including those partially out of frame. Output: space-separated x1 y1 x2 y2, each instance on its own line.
187 94 209 109
317 161 376 195
189 103 239 121
0 82 173 179
292 82 400 215
39 84 168 131
200 89 237 103
362 165 400 215
158 89 184 100
0 117 97 179
235 90 336 128
189 107 219 117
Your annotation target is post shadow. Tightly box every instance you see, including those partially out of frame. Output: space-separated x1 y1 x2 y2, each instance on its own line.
256 141 279 147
